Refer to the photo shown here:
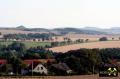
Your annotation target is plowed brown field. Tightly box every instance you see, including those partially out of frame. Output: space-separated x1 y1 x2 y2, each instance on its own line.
49 41 120 53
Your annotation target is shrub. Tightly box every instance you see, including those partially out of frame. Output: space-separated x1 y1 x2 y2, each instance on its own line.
99 37 108 41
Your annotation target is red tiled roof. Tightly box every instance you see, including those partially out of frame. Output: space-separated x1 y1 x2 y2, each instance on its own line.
0 59 7 64
28 62 40 69
23 59 55 65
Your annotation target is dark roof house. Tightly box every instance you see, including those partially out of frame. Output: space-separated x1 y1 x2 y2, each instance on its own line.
50 63 72 75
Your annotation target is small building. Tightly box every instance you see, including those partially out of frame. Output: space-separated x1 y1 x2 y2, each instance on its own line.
50 63 72 75
23 59 53 75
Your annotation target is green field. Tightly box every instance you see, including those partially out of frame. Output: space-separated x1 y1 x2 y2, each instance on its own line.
0 41 51 48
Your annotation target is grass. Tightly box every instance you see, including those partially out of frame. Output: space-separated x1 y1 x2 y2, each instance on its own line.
0 41 13 46
22 41 51 48
0 41 51 48
0 40 118 49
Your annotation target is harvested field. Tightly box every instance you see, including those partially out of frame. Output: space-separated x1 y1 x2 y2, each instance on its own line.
49 41 120 53
0 74 119 79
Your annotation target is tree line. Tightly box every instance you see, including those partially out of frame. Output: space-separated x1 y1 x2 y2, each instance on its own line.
3 33 55 40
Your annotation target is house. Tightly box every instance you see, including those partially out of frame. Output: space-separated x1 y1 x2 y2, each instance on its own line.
28 62 48 75
32 64 48 74
23 59 51 75
50 63 72 75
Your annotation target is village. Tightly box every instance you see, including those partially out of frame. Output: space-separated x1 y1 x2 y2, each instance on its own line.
0 58 73 76
0 40 74 76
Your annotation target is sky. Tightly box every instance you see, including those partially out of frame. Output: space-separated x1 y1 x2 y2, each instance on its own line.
0 0 120 29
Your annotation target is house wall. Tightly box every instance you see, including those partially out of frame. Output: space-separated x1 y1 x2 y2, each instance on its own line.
33 64 48 74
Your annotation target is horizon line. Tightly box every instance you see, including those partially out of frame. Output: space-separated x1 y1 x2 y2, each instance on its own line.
0 25 119 29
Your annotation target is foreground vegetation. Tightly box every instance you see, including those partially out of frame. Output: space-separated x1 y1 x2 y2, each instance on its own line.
0 42 120 76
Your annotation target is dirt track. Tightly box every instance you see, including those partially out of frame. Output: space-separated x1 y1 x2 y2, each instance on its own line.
50 41 120 53
0 74 119 79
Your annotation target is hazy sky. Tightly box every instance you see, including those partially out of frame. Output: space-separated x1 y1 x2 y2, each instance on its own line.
0 0 120 28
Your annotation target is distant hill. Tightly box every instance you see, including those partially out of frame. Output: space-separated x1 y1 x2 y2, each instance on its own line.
0 26 116 35
82 27 100 31
23 28 50 32
1 26 120 34
16 25 26 30
52 28 106 35
108 27 120 34
81 27 120 34
11 26 108 35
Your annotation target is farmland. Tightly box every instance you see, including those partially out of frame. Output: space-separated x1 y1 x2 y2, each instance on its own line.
1 37 120 51
64 34 120 41
50 41 120 53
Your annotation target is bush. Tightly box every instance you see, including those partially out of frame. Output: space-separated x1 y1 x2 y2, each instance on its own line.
99 37 108 41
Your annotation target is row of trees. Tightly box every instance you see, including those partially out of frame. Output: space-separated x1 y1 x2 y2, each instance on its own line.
50 37 109 47
99 37 120 41
50 38 89 47
3 33 55 40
